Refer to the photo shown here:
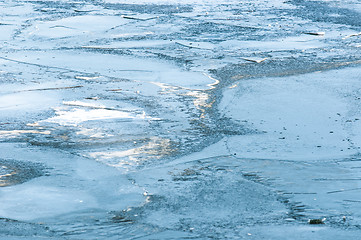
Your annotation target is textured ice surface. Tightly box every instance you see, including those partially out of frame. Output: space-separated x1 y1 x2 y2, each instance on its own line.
28 15 131 38
219 67 361 160
0 143 144 222
0 0 361 239
216 65 361 220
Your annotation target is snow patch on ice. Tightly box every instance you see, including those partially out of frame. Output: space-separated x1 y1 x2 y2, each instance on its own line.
41 107 157 126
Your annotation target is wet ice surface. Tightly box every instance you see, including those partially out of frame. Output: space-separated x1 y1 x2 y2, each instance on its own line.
0 0 361 239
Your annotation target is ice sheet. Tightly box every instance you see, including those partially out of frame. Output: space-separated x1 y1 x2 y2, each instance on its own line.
1 0 361 238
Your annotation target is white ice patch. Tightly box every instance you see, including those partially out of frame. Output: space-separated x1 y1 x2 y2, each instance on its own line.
29 15 130 38
5 51 216 90
175 40 216 50
82 40 172 49
219 36 327 52
63 100 107 109
110 31 155 39
102 0 217 3
42 107 154 126
0 185 98 221
0 91 57 112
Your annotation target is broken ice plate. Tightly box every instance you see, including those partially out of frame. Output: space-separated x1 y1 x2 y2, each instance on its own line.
29 15 130 38
82 40 172 49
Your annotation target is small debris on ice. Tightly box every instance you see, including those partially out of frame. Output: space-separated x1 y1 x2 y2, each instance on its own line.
241 57 268 63
303 32 325 36
308 218 326 224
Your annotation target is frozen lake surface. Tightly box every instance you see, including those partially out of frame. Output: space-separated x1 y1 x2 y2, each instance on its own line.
0 0 361 239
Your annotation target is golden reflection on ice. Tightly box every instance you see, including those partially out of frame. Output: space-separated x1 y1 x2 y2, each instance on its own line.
150 81 180 93
0 130 51 138
203 72 219 90
0 166 16 187
76 127 113 139
88 137 173 169
0 168 14 178
229 84 238 89
185 90 214 118
151 73 218 118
